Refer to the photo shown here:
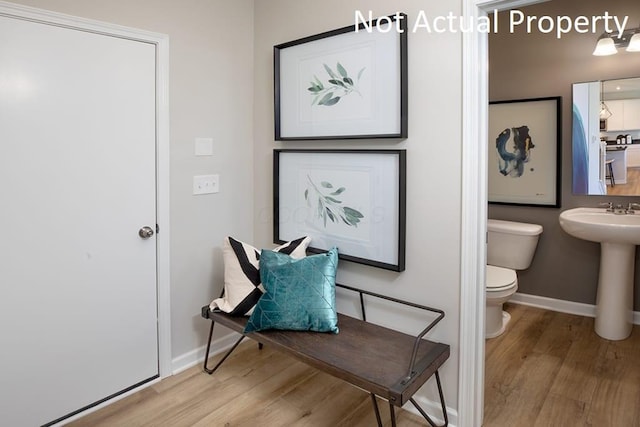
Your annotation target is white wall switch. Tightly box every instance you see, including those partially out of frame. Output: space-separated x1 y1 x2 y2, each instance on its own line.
195 137 214 156
193 174 219 195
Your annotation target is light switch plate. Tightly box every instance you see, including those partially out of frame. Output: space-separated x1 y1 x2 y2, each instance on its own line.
195 138 214 156
193 174 219 195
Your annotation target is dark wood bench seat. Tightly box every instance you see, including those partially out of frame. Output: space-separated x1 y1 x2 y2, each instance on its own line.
201 283 450 427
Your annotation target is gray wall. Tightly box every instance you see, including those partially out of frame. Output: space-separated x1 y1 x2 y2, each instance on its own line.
489 0 640 309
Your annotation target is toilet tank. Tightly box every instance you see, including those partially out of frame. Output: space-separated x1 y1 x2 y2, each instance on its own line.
487 219 543 270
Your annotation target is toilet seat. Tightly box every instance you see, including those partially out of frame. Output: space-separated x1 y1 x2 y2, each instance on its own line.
486 265 517 292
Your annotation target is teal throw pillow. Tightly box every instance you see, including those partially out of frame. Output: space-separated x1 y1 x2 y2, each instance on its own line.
244 248 339 334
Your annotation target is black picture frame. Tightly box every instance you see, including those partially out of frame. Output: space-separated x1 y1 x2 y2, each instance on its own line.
274 13 408 140
488 96 562 208
274 149 406 272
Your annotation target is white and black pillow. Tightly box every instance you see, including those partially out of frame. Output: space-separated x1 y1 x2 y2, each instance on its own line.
209 236 311 316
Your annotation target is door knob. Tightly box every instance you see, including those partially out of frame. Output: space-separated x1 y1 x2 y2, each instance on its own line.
139 226 154 239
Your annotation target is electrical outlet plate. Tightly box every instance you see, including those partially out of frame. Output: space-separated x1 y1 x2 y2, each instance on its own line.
193 174 219 195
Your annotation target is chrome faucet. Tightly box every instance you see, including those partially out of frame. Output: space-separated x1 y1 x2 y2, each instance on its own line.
599 202 614 212
598 202 640 214
614 204 627 214
626 203 640 214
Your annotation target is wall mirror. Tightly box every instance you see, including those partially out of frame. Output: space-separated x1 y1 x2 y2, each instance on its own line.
572 77 640 196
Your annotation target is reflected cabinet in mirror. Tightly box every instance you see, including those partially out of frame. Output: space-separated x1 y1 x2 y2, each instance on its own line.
573 77 640 196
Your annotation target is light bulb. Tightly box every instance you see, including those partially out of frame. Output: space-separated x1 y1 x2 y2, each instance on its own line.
626 33 640 52
593 36 617 56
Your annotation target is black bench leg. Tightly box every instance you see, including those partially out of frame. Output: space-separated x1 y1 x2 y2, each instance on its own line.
389 402 397 427
203 319 245 375
370 394 398 427
409 370 448 427
370 394 383 427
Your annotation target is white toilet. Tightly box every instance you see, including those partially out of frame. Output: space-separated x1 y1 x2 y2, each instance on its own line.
486 219 543 338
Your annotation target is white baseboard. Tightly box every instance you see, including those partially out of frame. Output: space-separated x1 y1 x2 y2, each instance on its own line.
510 292 640 325
405 395 458 427
171 331 241 375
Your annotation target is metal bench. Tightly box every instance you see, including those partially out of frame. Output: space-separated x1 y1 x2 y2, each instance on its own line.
201 283 450 427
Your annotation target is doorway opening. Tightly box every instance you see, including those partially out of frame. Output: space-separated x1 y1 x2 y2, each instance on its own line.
460 1 543 426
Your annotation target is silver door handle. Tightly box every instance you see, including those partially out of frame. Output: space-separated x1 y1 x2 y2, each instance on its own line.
139 226 154 239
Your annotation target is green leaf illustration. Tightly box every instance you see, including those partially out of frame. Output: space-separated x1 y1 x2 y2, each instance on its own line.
337 62 348 78
322 96 340 106
306 176 364 229
323 63 338 80
307 63 365 107
328 79 346 88
318 92 334 106
343 206 364 218
326 208 336 223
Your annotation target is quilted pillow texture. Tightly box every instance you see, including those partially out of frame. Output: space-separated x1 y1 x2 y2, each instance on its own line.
209 236 311 316
244 247 339 334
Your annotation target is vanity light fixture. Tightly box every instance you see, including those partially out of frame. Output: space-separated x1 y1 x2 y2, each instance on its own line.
593 33 618 56
627 31 640 52
599 101 613 119
593 27 640 56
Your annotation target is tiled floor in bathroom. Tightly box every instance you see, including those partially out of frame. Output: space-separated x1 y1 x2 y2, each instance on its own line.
484 303 640 426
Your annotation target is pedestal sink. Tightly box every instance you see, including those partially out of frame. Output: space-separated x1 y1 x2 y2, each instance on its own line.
559 207 640 340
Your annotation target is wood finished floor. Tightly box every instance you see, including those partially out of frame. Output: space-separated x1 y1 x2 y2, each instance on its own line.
69 304 640 427
607 167 640 195
67 341 427 427
484 303 640 427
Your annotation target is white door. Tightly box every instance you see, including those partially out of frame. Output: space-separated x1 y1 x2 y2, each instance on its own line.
0 13 158 427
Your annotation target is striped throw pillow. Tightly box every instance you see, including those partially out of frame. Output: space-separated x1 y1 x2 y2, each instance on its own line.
209 236 311 316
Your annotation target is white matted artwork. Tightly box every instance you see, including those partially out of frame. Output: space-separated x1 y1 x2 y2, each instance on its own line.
274 14 407 140
274 149 406 271
488 97 561 207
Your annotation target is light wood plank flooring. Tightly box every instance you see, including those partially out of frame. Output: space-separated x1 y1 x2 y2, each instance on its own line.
68 340 427 427
607 167 640 195
484 303 640 426
69 304 640 426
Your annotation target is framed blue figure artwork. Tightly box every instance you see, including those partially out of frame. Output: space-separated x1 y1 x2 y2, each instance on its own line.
488 97 562 207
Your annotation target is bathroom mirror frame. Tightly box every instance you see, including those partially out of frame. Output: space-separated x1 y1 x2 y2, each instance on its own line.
572 76 640 196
